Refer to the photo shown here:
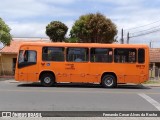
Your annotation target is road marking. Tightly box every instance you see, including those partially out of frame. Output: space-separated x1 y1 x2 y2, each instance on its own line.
138 93 160 111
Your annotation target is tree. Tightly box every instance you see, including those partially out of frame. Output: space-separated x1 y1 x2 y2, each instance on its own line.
46 21 68 42
0 18 12 46
70 13 117 43
65 37 79 43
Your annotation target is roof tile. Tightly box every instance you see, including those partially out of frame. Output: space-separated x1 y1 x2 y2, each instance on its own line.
0 38 49 54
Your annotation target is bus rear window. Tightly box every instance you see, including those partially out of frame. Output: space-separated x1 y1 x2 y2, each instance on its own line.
138 49 145 63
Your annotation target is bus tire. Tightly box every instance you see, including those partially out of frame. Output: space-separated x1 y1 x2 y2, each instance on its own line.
40 73 55 87
101 74 117 88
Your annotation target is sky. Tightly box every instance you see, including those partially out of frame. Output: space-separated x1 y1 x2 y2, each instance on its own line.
0 0 160 47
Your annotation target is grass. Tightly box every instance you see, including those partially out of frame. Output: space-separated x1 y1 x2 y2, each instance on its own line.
143 79 160 84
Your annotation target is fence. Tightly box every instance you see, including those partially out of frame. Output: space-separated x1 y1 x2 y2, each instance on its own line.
150 66 160 80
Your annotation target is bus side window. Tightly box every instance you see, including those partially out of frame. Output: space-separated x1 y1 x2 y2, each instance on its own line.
66 48 89 62
90 48 113 63
138 49 145 63
114 48 136 63
42 47 65 61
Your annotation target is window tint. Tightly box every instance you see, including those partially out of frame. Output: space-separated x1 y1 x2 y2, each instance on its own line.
138 49 145 63
114 48 136 63
90 48 113 62
67 48 89 62
42 47 64 61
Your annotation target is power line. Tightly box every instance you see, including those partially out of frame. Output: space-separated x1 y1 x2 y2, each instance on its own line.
123 19 160 43
130 28 160 38
124 19 160 31
130 25 160 34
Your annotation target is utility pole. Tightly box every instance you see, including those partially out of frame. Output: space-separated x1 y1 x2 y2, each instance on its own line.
127 32 129 44
150 41 152 48
121 29 124 44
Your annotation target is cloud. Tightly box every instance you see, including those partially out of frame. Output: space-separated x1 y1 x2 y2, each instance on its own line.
0 0 76 20
65 21 74 37
8 22 48 37
8 20 74 38
0 43 3 48
38 0 75 5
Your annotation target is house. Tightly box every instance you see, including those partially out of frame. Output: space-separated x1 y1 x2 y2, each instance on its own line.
149 48 160 79
0 38 49 76
0 40 23 76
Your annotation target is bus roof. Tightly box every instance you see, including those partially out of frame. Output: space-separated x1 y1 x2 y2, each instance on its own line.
19 42 149 49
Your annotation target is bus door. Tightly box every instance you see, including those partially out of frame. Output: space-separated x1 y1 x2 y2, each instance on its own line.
124 48 146 84
114 48 140 83
18 48 38 82
66 47 90 82
137 48 147 83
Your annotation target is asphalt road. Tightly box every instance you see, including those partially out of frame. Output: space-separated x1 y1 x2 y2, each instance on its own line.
0 80 160 112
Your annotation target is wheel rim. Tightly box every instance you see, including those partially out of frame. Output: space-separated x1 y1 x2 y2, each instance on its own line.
104 77 113 87
44 77 51 84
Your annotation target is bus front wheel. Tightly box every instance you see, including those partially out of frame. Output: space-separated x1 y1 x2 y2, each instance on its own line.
101 74 117 88
40 73 55 87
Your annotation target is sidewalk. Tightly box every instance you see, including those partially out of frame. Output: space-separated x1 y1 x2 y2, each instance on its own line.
142 79 160 87
0 76 14 81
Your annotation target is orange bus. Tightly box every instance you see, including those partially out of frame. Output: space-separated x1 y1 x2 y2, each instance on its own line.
15 42 149 88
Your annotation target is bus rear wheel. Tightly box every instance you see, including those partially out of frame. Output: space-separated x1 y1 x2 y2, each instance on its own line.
101 74 117 88
40 73 55 87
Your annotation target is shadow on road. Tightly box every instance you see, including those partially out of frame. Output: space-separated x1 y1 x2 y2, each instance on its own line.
17 82 150 89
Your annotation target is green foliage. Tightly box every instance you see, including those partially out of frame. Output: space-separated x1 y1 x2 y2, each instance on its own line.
65 37 79 43
46 21 68 42
70 13 117 43
0 18 12 46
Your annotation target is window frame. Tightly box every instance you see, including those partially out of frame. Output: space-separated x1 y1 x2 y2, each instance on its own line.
18 50 37 68
114 48 137 63
42 46 65 62
66 47 89 62
90 48 113 63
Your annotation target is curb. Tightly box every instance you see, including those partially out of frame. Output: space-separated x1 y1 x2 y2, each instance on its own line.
9 80 20 83
142 84 160 87
0 79 19 83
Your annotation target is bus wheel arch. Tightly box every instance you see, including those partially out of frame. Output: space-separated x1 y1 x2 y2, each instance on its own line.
39 71 55 87
101 72 117 88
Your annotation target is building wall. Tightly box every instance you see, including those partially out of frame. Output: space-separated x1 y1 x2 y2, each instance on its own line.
0 54 17 75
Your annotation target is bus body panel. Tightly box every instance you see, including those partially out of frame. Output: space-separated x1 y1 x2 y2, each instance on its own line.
15 43 149 85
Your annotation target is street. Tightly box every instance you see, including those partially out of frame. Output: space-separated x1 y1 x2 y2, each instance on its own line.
0 80 160 112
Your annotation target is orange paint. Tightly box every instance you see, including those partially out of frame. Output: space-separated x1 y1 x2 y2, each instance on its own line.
15 42 149 85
